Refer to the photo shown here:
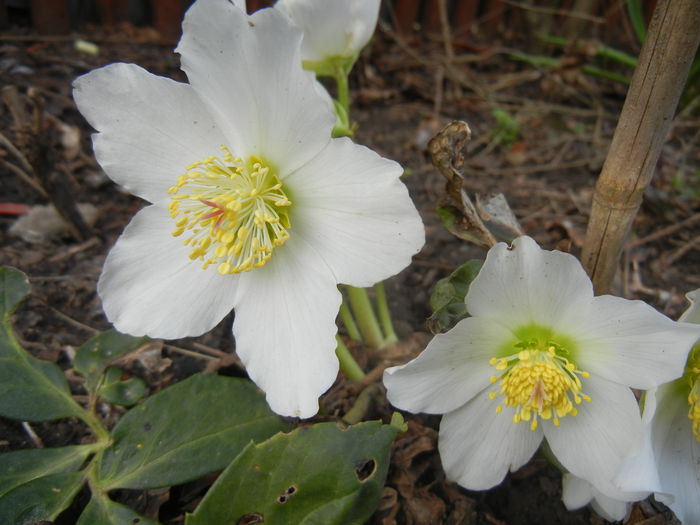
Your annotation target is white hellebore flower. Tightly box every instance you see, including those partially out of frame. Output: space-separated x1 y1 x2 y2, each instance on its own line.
616 289 700 524
275 0 380 74
384 236 700 491
73 0 424 418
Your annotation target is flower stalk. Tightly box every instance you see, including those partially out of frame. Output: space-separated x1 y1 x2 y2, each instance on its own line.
335 335 365 381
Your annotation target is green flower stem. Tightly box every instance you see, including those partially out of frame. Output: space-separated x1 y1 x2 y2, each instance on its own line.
334 65 350 119
374 282 398 345
342 384 381 424
346 285 385 349
335 335 365 381
339 299 362 342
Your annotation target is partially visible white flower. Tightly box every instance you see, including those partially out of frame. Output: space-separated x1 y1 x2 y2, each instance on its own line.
562 374 665 522
383 236 700 492
562 474 634 522
74 0 424 419
275 0 380 74
616 289 700 524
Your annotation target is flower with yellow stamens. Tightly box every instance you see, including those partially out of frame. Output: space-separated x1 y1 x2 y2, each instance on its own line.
384 236 700 491
73 0 423 419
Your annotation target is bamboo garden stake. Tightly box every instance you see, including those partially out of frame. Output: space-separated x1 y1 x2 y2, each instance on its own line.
581 0 700 294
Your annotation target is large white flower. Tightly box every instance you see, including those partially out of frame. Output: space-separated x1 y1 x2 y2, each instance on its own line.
383 236 700 491
616 289 700 524
73 0 424 419
275 0 380 73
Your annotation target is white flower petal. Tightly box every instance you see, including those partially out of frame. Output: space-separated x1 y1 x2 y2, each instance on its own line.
614 389 664 495
590 493 630 523
73 63 227 206
439 388 542 490
544 374 642 491
680 288 700 323
289 137 424 287
563 475 639 522
231 236 341 419
465 236 594 331
651 382 700 524
561 473 594 510
573 295 700 389
97 206 238 338
276 0 380 62
176 0 334 174
384 317 514 414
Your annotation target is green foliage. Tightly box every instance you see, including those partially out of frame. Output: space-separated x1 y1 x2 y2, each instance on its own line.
76 495 159 525
0 266 399 524
0 446 94 498
0 268 84 422
74 329 149 396
96 374 289 490
0 472 85 525
625 0 647 44
428 260 484 332
97 367 147 407
187 420 401 525
491 109 521 147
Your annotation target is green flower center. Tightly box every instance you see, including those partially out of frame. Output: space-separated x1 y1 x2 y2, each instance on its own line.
489 334 590 431
167 147 291 275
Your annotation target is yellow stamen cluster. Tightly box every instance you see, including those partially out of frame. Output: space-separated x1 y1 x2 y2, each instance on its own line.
488 342 591 431
686 347 700 441
167 146 291 275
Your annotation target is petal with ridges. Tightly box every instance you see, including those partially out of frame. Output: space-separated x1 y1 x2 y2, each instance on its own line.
651 382 700 525
176 0 334 174
73 63 227 206
289 137 424 287
384 317 513 415
544 375 642 491
231 236 341 419
465 236 594 332
97 205 239 339
573 295 700 389
439 388 542 490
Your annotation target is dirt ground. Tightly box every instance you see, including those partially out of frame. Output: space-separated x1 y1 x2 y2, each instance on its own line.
1 16 698 525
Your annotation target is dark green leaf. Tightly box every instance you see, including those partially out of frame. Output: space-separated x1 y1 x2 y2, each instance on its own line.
0 268 29 319
0 270 84 422
0 446 94 498
74 330 149 395
96 374 288 490
186 420 401 525
0 356 83 422
428 260 483 332
0 471 84 525
77 494 159 525
98 368 147 407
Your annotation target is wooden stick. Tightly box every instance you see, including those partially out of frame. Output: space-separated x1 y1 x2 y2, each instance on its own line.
581 0 700 294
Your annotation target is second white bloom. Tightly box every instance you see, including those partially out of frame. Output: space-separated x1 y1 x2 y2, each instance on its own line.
384 236 700 491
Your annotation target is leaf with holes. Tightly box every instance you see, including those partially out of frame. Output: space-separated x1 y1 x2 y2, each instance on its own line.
0 267 84 422
0 471 85 524
95 374 288 490
186 419 402 525
0 446 96 498
76 494 159 525
74 329 149 395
